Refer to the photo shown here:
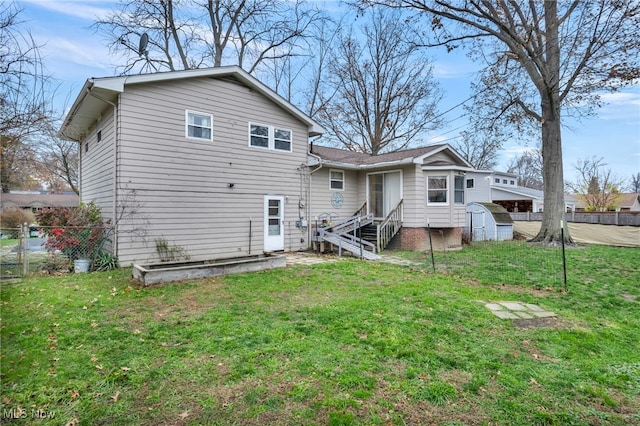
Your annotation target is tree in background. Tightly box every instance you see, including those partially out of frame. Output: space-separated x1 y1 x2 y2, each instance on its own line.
366 0 640 245
453 126 501 170
507 148 544 190
317 8 442 154
567 157 625 211
0 2 54 192
629 172 640 193
93 0 323 75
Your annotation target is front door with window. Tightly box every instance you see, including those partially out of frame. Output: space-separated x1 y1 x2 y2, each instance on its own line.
264 196 284 251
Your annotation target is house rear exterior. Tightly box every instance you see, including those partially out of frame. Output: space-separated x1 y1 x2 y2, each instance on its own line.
308 144 476 250
60 67 324 266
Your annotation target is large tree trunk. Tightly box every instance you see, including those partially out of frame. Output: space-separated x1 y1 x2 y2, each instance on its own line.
531 1 573 245
532 94 573 245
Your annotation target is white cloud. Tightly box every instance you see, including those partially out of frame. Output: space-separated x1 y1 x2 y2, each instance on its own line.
21 0 114 21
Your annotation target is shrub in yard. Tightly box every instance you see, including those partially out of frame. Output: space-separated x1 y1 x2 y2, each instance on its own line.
36 203 110 267
0 207 35 238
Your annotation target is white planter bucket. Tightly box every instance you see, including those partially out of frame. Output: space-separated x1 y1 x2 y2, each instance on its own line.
74 259 90 273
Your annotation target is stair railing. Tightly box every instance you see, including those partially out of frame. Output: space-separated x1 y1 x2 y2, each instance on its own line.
376 199 403 252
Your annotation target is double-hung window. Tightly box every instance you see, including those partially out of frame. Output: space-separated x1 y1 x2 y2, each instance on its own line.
250 124 269 148
249 123 292 152
427 176 448 204
330 170 344 190
186 110 213 140
454 175 464 204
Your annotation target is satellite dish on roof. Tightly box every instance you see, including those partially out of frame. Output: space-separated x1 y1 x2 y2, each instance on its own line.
138 33 149 57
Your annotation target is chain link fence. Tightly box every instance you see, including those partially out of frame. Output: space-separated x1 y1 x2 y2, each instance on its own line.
1 224 116 279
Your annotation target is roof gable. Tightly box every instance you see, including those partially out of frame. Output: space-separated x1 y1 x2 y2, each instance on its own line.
60 66 324 141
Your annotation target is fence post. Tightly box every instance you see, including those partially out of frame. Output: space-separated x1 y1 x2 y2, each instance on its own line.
21 222 29 277
560 220 567 293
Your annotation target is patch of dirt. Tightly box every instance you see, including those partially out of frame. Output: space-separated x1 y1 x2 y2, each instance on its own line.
105 278 228 330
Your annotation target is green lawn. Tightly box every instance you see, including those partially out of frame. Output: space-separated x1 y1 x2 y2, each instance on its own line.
1 244 639 425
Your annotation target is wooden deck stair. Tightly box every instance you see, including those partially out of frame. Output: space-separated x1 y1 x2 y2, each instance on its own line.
313 200 403 259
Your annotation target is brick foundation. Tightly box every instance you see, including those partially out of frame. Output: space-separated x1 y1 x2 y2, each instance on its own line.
392 227 462 251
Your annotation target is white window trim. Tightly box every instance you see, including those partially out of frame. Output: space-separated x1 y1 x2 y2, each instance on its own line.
249 122 270 150
466 178 475 189
185 110 213 141
427 175 449 206
454 175 465 205
248 122 292 152
329 169 345 191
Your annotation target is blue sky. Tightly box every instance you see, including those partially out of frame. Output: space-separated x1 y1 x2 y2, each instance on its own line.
16 0 640 186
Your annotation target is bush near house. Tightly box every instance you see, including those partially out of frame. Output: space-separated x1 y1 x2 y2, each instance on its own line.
36 203 109 267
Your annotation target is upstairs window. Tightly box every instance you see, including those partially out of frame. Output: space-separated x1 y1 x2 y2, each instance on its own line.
466 178 475 189
330 170 344 190
454 175 464 204
186 110 212 140
274 129 291 151
250 124 269 148
494 178 500 184
249 123 292 152
427 176 448 204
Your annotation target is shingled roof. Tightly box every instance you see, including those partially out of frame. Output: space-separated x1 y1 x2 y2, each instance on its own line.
310 144 450 167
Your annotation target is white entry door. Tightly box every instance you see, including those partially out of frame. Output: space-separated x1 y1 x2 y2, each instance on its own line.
264 196 285 251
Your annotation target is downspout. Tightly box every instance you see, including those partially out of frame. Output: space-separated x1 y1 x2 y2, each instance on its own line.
307 138 324 249
85 88 119 257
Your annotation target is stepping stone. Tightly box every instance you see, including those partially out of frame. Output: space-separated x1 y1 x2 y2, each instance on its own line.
485 303 504 311
493 310 521 319
499 302 528 311
531 311 557 318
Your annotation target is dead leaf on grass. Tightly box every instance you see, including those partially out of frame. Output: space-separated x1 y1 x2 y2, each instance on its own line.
70 390 80 399
65 418 79 426
111 391 120 402
95 365 103 370
178 411 189 419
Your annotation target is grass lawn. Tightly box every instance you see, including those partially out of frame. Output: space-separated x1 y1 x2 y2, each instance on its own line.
1 244 639 425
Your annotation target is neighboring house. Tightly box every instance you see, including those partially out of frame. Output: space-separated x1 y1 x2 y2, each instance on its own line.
59 66 324 266
574 192 640 212
308 144 476 251
465 170 577 212
0 192 79 214
616 193 640 211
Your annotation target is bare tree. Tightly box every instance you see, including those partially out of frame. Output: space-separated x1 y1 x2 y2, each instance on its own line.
94 0 322 76
453 126 501 170
1 1 54 192
507 148 544 190
629 172 640 193
34 120 79 194
317 8 442 154
567 157 625 211
366 0 640 244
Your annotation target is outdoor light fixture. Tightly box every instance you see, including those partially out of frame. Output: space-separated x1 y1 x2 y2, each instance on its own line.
227 183 235 188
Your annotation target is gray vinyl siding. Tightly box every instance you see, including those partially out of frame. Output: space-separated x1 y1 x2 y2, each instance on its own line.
401 164 424 228
81 105 115 222
464 171 492 204
309 168 362 221
114 77 310 265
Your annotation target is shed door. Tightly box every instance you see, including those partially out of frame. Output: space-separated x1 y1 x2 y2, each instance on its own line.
264 196 284 251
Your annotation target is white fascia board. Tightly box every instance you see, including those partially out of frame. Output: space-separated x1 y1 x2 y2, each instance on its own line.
421 165 476 172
